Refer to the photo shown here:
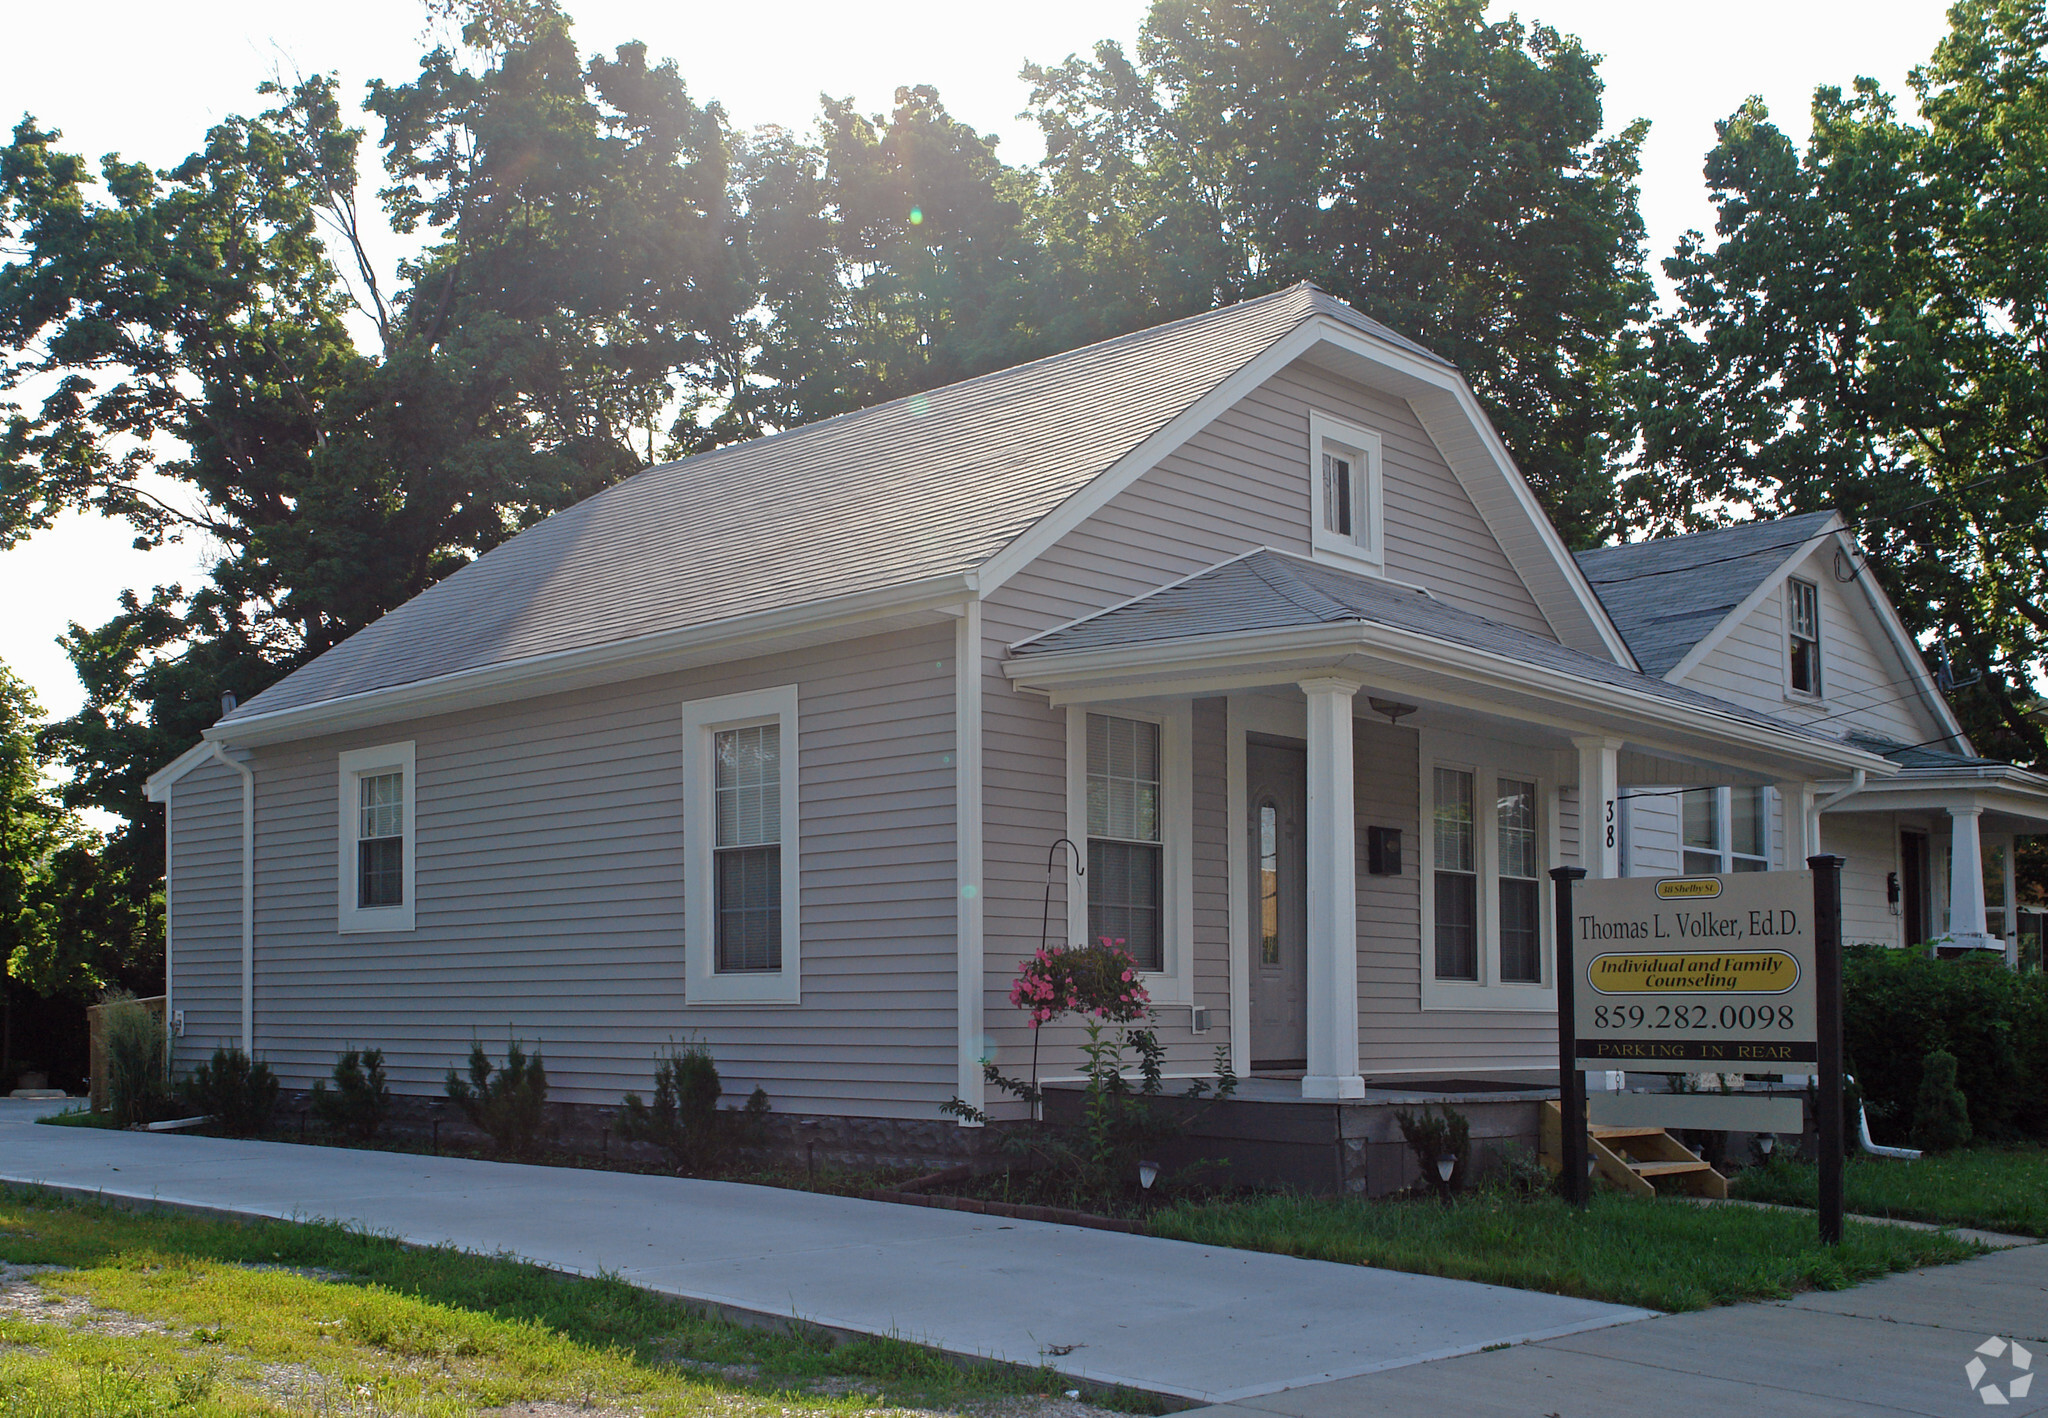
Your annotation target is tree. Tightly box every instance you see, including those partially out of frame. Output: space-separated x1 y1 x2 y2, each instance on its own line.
1 1 750 887
734 85 1045 434
1632 0 2048 766
1024 0 1653 544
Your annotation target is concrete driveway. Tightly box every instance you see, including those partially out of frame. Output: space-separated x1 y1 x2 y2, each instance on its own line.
0 1100 1648 1403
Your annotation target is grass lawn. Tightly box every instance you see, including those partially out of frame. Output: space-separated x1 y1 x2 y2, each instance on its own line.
1147 1190 1983 1312
0 1187 1161 1417
1731 1146 2048 1238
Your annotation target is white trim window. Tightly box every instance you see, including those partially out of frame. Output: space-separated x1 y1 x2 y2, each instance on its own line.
1068 703 1193 1000
1419 731 1555 1010
337 742 416 933
1787 576 1823 697
1308 410 1385 572
683 685 801 1004
1681 786 1770 874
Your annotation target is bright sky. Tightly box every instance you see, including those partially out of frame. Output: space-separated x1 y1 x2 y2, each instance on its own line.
0 0 1954 720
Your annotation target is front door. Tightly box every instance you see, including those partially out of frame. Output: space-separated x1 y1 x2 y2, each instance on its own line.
1901 830 1929 946
1247 740 1308 1070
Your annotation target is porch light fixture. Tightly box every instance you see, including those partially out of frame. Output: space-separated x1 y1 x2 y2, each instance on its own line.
1368 698 1418 726
1138 1160 1160 1190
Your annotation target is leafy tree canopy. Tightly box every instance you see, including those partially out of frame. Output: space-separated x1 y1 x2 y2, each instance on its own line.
1632 0 2048 763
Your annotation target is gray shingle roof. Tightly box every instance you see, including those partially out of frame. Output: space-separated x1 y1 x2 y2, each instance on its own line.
1573 511 1840 677
1845 731 2002 771
1010 549 1846 742
229 285 1448 721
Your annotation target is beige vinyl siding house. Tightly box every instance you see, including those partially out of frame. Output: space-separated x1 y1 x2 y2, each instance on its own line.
1582 514 2048 961
149 285 1900 1152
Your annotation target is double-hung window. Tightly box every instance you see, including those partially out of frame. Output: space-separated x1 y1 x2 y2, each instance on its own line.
683 685 801 1004
1087 713 1164 972
714 723 782 972
1788 577 1822 696
1308 411 1384 571
1421 734 1553 1008
1682 786 1771 874
1067 704 1190 997
337 743 415 933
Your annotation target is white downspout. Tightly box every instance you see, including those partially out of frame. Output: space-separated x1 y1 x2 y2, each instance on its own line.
1816 769 1866 814
206 743 255 1055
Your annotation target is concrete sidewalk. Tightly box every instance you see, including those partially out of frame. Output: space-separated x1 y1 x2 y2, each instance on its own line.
0 1101 1646 1403
1176 1239 2048 1417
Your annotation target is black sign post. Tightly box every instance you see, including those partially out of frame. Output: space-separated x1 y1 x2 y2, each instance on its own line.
1550 865 1588 1208
1809 853 1846 1245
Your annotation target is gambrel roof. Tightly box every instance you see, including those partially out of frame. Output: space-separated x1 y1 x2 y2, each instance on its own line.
222 287 1451 726
1573 511 1839 678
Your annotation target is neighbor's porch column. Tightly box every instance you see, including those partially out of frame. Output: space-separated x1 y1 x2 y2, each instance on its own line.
1300 676 1365 1100
1947 803 1994 948
1999 832 2020 968
1572 736 1623 878
1777 781 1818 864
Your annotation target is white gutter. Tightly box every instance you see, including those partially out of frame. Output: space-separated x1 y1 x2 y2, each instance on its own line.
1006 620 1896 780
205 571 978 748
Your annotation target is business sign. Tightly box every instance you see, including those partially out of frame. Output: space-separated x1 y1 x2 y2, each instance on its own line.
1571 871 1817 1070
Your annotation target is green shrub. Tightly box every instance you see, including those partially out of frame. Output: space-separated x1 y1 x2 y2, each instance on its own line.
1910 1048 1973 1153
100 994 174 1128
181 1046 280 1136
616 1042 725 1173
1395 1104 1472 1194
445 1037 551 1157
1843 947 2034 1142
311 1048 391 1140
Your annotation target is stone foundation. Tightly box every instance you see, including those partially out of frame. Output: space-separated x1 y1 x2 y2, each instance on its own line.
270 1089 1007 1175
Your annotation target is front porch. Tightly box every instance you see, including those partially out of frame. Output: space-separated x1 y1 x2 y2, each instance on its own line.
1006 549 1893 1102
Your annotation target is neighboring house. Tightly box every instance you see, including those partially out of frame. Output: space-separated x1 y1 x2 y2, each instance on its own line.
1579 513 2048 959
145 284 1893 1156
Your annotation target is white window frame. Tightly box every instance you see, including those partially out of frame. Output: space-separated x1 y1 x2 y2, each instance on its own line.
1308 410 1385 573
1418 729 1557 1011
1785 576 1824 700
337 741 416 934
1067 702 1194 1005
1680 785 1772 874
683 684 801 1005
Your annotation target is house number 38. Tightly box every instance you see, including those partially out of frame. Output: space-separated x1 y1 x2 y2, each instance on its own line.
1605 799 1616 849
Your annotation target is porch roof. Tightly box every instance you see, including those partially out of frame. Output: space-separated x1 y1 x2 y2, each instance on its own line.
1006 549 1895 781
1835 731 2048 825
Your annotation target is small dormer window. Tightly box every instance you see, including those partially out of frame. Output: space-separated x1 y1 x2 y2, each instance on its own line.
1308 410 1383 571
1788 577 1822 695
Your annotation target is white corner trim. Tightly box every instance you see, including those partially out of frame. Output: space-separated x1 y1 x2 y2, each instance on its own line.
954 603 986 1120
337 741 416 936
1308 409 1386 572
1066 701 1196 1004
681 684 802 1005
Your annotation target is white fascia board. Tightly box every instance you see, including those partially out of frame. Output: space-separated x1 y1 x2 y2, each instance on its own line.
977 319 1328 591
977 311 1635 671
206 571 978 748
1841 778 2048 822
1005 621 1897 780
144 740 252 801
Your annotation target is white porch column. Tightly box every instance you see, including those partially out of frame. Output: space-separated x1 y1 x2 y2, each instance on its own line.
1572 736 1622 878
1777 781 1818 864
1947 804 1994 947
1300 677 1364 1100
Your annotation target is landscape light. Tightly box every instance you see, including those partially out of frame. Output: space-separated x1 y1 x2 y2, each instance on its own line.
1138 1160 1160 1190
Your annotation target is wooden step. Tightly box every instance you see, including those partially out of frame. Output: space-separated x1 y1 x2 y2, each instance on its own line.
1628 1159 1717 1178
1589 1125 1666 1139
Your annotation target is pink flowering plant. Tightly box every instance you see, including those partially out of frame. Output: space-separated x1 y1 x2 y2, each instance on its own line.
945 936 1236 1208
1009 939 1151 1026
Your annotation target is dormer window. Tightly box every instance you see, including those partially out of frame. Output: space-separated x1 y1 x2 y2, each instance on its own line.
1308 411 1383 572
1788 577 1822 696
